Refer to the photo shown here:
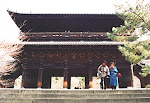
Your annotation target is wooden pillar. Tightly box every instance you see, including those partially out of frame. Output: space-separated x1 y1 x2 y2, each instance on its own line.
63 68 68 88
21 68 27 88
85 76 89 89
21 58 27 88
85 60 93 89
67 76 71 89
89 68 93 88
49 76 51 89
37 60 43 88
37 68 43 88
88 60 93 88
63 60 68 88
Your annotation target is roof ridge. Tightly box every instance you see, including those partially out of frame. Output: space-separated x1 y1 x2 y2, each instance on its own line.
7 10 116 15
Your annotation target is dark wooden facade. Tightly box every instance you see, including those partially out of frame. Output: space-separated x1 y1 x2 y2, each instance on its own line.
8 10 133 89
20 44 132 88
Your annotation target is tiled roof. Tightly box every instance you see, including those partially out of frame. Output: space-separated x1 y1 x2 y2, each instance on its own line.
8 10 115 15
21 41 124 46
8 10 124 33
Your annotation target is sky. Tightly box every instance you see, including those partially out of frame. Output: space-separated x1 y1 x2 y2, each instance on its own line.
0 0 129 14
0 0 144 42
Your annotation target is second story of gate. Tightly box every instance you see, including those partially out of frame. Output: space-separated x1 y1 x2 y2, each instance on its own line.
8 10 124 41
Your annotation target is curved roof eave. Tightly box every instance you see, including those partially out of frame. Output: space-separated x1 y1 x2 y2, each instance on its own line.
21 41 124 46
7 10 116 15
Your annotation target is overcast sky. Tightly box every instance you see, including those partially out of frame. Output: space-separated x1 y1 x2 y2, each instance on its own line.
0 0 143 42
0 0 129 14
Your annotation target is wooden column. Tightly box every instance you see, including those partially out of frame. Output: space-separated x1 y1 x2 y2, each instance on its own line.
21 58 27 88
63 60 68 88
85 60 93 89
88 60 93 88
37 68 43 88
67 76 71 89
63 68 68 88
49 76 51 89
37 60 43 88
21 68 27 88
85 76 89 89
89 70 93 88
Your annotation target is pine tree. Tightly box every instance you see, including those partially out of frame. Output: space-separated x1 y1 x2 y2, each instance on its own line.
107 0 150 77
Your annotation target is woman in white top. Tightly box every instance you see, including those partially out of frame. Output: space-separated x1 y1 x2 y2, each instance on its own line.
97 60 110 89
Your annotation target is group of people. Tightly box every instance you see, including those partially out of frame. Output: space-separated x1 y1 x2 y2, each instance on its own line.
97 60 120 90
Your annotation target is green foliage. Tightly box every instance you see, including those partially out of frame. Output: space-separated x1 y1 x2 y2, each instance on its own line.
140 65 150 77
78 77 85 88
118 42 150 65
108 0 150 76
55 77 59 80
145 84 150 88
107 33 138 42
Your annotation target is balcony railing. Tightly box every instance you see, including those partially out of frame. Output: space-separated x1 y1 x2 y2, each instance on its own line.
22 32 111 41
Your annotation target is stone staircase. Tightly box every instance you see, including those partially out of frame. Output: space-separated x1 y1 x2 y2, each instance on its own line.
0 89 150 103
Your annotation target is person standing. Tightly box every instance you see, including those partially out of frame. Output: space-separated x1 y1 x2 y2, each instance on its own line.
109 62 118 90
97 61 110 89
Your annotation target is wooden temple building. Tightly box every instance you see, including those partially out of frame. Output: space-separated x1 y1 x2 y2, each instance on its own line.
8 10 138 89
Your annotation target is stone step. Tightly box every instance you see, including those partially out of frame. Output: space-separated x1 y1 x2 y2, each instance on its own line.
0 93 150 99
0 89 150 94
0 89 150 103
0 98 150 103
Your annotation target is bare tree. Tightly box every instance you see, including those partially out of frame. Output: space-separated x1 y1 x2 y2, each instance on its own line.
0 33 25 88
0 10 29 88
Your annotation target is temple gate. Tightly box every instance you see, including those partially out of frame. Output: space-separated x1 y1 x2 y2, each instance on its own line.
8 10 133 89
